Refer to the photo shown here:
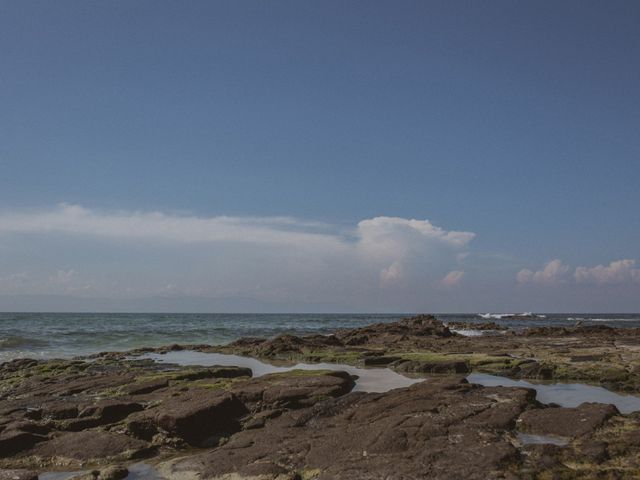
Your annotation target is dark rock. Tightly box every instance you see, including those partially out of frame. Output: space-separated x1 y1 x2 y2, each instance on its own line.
121 378 169 395
0 429 46 457
362 355 401 366
570 354 604 362
78 400 143 422
337 315 453 347
0 359 42 374
2 420 50 435
125 411 159 441
0 469 38 480
576 440 609 463
244 408 283 429
155 391 248 445
97 465 129 480
251 334 344 357
391 358 470 374
42 402 79 420
522 325 617 337
171 366 251 381
518 403 618 438
520 443 566 471
260 371 355 408
29 431 151 462
515 362 554 380
162 378 532 480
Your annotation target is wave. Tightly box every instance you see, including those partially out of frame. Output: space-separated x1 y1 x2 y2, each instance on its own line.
479 312 544 319
566 317 640 323
450 329 485 337
0 336 49 349
587 318 640 323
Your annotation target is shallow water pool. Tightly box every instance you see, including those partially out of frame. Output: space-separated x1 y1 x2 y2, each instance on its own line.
516 432 569 446
40 463 163 480
467 373 640 414
143 350 423 393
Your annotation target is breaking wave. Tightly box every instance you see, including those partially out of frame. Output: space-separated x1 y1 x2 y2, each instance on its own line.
478 312 545 319
576 318 640 323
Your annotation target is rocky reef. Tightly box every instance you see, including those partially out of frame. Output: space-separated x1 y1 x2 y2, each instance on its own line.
2 315 640 479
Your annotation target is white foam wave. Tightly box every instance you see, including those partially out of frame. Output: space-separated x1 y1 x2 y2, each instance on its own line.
479 312 544 319
479 313 511 319
588 318 640 323
450 329 484 337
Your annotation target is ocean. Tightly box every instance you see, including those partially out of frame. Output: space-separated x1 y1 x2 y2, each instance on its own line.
1 312 639 363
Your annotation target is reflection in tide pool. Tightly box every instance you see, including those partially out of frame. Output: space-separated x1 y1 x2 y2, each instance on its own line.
126 463 165 479
467 373 640 414
39 472 87 480
143 351 422 393
40 464 163 480
517 432 569 446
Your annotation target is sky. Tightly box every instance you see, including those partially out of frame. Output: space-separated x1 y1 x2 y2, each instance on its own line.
1 1 639 312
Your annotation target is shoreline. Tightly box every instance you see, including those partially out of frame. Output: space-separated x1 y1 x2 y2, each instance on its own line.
2 314 640 478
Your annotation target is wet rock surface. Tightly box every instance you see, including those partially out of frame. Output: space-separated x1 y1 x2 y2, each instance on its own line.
2 315 640 478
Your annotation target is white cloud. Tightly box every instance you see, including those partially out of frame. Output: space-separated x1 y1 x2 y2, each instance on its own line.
379 261 403 286
518 258 640 288
49 269 78 285
575 259 640 285
0 205 475 303
0 272 29 292
517 259 570 286
355 216 474 289
0 204 344 250
440 270 465 287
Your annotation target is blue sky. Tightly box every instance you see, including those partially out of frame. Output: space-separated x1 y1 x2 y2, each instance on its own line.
1 1 639 312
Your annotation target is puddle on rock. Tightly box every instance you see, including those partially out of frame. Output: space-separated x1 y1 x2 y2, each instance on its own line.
467 373 640 414
39 472 87 480
143 350 423 393
449 328 485 337
517 432 569 446
126 462 165 479
40 464 163 480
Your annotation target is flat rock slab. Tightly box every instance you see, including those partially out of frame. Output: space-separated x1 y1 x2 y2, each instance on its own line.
28 431 151 463
517 402 618 438
0 470 37 480
160 378 535 480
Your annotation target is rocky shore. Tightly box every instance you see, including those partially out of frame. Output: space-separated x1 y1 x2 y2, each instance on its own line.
2 315 640 479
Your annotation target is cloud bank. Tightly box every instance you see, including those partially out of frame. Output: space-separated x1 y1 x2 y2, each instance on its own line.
518 259 640 287
575 259 640 285
2 204 638 312
0 204 473 309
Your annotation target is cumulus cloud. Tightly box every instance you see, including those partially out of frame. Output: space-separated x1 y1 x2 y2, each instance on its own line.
517 259 570 286
379 261 403 287
575 259 640 285
440 270 465 288
518 258 640 288
355 216 474 288
0 205 474 303
49 269 78 285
